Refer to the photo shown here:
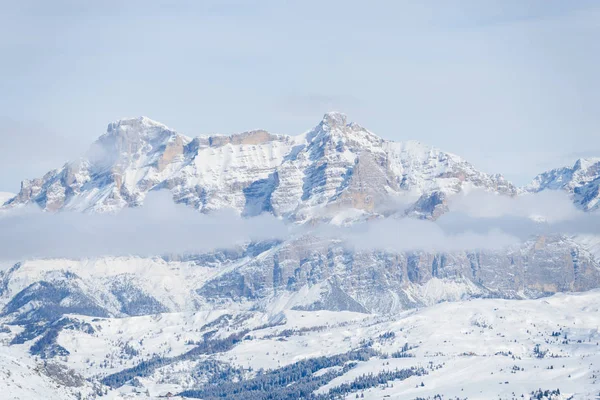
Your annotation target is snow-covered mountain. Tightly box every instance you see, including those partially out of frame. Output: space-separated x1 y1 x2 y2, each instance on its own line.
2 113 517 220
527 157 600 211
5 113 598 316
1 113 599 399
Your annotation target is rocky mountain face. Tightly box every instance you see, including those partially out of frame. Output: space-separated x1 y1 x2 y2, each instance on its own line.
0 113 599 321
1 232 597 321
201 234 600 312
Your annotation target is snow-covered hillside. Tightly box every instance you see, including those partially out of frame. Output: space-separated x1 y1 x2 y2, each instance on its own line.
2 291 599 399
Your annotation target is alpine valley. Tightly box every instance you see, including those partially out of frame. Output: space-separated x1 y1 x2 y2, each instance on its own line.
1 113 599 400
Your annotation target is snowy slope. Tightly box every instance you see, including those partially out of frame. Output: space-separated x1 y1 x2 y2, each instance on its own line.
0 339 99 399
0 257 221 319
574 234 600 260
2 291 599 399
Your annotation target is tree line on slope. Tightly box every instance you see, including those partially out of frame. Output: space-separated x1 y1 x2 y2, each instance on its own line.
179 347 426 400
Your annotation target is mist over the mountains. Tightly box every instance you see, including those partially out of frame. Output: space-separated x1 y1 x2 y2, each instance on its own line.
447 190 581 222
438 189 600 240
0 191 289 261
320 218 520 253
1 189 597 261
322 190 600 253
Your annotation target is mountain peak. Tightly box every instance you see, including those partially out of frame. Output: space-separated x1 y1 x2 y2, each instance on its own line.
573 157 600 171
321 111 348 129
3 113 567 216
308 111 379 147
106 116 171 134
99 116 181 151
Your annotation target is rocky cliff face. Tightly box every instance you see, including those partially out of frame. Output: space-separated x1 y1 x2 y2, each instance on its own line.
197 234 600 314
1 233 597 319
5 117 193 212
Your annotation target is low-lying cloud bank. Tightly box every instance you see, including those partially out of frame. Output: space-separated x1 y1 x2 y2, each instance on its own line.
0 192 289 261
442 189 600 240
447 190 581 222
319 218 520 253
0 190 598 261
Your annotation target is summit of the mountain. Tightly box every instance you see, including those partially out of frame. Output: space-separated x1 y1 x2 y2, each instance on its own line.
574 157 600 170
305 112 382 150
107 115 172 132
97 116 186 155
321 111 348 127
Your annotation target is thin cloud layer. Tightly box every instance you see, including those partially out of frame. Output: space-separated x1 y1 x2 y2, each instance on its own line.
447 189 581 222
0 191 290 261
442 189 600 239
0 190 598 261
319 217 520 253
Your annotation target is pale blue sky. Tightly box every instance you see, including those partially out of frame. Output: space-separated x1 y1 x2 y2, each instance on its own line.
1 0 599 191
